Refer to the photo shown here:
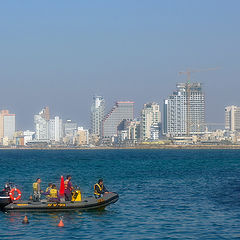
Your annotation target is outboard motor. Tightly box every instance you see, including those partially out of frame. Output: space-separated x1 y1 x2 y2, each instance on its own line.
0 183 12 209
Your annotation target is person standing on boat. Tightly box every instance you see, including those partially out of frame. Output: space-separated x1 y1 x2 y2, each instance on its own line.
33 178 43 202
64 175 74 201
94 179 109 198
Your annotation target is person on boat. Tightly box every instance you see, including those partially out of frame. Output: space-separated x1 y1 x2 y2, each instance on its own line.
94 179 109 198
49 184 60 202
64 175 74 201
33 178 43 202
0 183 11 197
43 183 53 200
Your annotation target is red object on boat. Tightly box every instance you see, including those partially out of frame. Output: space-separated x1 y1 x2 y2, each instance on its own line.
59 176 65 195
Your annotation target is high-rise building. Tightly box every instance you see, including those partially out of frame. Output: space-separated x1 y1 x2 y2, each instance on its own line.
140 103 161 141
34 107 51 140
102 101 134 138
163 82 205 136
225 105 240 132
34 107 64 142
0 110 16 142
49 116 63 142
34 113 49 140
91 96 105 136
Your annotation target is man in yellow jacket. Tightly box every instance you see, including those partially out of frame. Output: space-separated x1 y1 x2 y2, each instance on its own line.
32 178 43 202
49 184 59 202
94 179 109 199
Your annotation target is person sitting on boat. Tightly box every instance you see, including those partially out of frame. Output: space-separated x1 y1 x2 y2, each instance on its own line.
64 175 74 201
94 179 109 199
33 178 43 202
49 184 60 202
43 183 53 200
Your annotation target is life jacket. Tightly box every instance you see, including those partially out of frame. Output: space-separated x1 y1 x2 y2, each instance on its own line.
49 189 58 198
33 182 38 192
94 183 103 196
45 187 51 195
64 180 69 190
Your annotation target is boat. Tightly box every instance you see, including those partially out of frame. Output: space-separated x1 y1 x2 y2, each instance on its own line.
0 183 12 209
0 183 119 212
0 194 11 209
3 192 119 212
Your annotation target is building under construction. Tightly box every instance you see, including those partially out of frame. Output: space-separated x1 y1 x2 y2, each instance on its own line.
163 82 205 136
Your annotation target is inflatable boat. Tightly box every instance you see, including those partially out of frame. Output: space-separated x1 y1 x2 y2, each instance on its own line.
3 192 119 212
0 183 119 212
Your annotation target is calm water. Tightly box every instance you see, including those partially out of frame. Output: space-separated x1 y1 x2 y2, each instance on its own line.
0 149 240 239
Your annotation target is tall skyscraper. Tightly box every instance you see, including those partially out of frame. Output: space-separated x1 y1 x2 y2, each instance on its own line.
49 116 63 142
163 82 205 136
34 115 49 140
91 96 105 136
225 105 240 132
34 107 50 140
140 103 161 141
0 110 16 142
102 101 134 138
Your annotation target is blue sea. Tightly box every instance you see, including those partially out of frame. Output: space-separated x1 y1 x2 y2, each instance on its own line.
0 149 240 239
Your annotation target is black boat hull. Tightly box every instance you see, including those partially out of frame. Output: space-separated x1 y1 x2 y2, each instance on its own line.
3 192 119 212
0 196 11 210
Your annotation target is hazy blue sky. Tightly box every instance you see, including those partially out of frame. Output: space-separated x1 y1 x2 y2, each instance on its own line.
0 1 239 130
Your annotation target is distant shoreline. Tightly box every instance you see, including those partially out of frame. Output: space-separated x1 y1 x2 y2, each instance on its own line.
1 145 240 150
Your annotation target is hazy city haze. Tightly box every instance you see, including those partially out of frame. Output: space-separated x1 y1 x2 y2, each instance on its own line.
0 1 239 130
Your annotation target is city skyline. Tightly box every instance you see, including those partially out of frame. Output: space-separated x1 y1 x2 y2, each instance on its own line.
1 86 240 146
1 1 240 129
0 81 238 132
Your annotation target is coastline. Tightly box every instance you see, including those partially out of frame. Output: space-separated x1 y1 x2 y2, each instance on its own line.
1 145 240 150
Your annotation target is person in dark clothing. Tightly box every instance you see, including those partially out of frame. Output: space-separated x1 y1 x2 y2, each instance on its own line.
0 183 11 196
94 179 109 199
64 175 74 201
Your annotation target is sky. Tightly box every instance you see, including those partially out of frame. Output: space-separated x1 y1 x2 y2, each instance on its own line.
0 1 240 130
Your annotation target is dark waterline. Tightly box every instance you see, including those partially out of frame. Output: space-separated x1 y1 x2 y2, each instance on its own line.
0 149 240 239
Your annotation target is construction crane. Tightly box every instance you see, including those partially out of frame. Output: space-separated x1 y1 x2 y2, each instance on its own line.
179 67 219 83
178 67 219 136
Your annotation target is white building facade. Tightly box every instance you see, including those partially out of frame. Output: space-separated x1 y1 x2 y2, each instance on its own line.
91 96 105 136
34 114 49 140
23 130 35 145
140 103 161 141
49 116 63 142
163 82 205 136
3 115 15 140
34 108 63 142
225 105 240 132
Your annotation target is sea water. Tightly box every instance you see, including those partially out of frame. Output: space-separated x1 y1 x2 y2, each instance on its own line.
0 149 240 239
